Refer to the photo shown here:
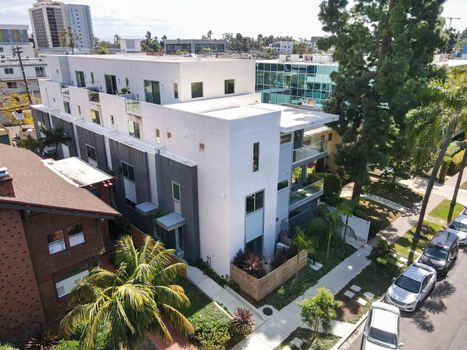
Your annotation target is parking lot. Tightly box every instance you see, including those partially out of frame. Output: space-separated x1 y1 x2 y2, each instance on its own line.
348 247 467 350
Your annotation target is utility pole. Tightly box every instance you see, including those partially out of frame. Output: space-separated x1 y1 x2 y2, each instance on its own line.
13 46 34 106
445 17 461 29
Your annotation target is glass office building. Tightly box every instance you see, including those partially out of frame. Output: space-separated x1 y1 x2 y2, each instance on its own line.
255 61 338 109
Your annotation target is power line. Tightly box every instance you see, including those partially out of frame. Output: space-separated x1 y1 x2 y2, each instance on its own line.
12 46 34 106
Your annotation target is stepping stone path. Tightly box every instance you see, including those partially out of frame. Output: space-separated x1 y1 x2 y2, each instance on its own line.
290 337 303 348
398 256 408 263
357 297 368 306
344 290 355 298
364 292 375 300
396 262 405 268
350 284 362 292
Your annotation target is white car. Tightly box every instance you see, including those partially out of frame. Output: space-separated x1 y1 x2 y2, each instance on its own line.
385 262 436 312
447 214 467 245
362 302 402 350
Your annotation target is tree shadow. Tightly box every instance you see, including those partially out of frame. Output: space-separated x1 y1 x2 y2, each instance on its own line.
407 309 434 333
431 280 456 299
422 298 447 315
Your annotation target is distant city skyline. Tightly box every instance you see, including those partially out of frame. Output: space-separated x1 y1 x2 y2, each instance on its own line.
0 0 465 42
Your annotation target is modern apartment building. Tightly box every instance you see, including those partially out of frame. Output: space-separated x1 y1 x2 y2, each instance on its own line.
32 54 338 276
0 24 48 92
0 145 118 344
268 41 295 55
165 39 227 55
29 0 94 49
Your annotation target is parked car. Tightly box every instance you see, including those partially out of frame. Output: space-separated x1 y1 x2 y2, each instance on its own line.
447 214 467 245
385 262 437 312
362 302 402 350
419 230 459 276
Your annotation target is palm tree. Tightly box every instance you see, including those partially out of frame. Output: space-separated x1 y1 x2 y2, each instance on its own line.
60 26 76 54
448 145 467 222
408 66 467 238
41 127 70 157
60 235 194 350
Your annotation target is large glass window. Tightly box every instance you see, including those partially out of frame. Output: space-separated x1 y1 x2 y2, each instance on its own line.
128 120 141 139
144 80 161 104
253 142 259 172
55 270 89 298
104 74 117 95
85 144 97 162
225 79 235 94
191 82 203 98
246 190 264 214
63 101 71 114
35 66 46 77
75 70 85 87
67 224 85 247
172 181 181 201
173 83 178 99
4 67 13 74
47 230 66 255
121 161 135 181
91 109 100 124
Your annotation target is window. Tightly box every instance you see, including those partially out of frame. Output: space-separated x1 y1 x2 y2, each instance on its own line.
0 47 3 52
277 180 288 191
128 120 141 139
104 74 117 94
91 109 100 124
86 144 97 162
173 83 178 99
191 82 203 98
253 142 259 172
199 143 205 151
78 105 81 115
47 230 66 255
155 129 161 143
63 101 71 113
224 79 235 94
55 270 89 298
4 68 13 75
167 132 172 139
67 224 85 247
7 81 17 89
144 80 161 104
90 72 95 84
280 133 292 144
121 161 135 181
35 66 46 77
246 190 264 214
110 115 115 127
75 70 85 87
172 182 181 201
328 132 333 141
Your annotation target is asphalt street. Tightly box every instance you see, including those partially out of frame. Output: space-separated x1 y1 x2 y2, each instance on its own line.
347 247 467 350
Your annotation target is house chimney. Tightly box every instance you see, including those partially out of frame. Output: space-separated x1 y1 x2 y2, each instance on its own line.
0 167 15 197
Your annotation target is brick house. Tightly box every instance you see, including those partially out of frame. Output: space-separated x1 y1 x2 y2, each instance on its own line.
0 144 119 345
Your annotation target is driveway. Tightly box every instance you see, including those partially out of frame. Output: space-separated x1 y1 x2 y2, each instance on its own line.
347 248 467 350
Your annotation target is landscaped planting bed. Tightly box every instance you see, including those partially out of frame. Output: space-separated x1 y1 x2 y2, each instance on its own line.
275 328 339 350
364 181 422 208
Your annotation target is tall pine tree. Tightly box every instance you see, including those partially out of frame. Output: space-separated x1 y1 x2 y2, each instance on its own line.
318 0 446 199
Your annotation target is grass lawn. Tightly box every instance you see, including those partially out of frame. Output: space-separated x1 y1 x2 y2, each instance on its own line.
357 200 401 237
364 181 423 208
392 221 444 263
335 262 400 323
274 328 339 350
262 241 356 310
429 199 464 224
178 278 212 318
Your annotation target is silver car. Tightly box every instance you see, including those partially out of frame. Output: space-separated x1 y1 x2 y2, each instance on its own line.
385 262 436 312
362 302 402 350
447 214 467 245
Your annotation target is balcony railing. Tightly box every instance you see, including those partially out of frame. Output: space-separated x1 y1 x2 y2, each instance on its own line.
289 179 324 206
293 140 327 164
60 84 69 95
88 91 100 103
126 99 141 115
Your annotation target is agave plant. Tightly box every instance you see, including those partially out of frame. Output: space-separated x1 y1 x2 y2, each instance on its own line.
242 252 265 278
232 308 255 336
24 330 58 350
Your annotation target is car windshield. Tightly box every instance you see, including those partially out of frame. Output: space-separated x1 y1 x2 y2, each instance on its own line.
449 220 467 232
395 275 421 293
367 327 398 349
424 245 448 260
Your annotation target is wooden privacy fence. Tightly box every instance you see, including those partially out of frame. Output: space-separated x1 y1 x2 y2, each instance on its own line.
230 250 308 301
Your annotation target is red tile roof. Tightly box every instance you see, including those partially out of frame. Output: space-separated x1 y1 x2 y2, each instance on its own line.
0 144 119 217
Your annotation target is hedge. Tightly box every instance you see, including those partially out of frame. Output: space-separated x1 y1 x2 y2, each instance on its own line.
448 149 465 176
190 303 232 350
55 340 80 350
446 141 462 157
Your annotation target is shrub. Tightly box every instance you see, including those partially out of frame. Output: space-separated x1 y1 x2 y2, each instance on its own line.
0 344 20 350
353 207 369 221
242 252 266 278
194 258 227 286
270 245 298 270
231 308 255 336
438 156 452 182
55 341 79 350
24 331 58 350
448 149 465 176
190 303 232 350
323 174 342 205
232 249 244 267
307 216 329 247
446 141 462 157
368 240 397 268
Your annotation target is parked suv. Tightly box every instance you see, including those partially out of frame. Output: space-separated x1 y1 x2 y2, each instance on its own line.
420 230 459 276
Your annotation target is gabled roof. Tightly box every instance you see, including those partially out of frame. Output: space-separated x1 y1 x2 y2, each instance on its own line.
0 144 119 218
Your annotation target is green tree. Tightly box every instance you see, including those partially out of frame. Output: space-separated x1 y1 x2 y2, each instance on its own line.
113 34 121 48
448 145 467 222
440 27 459 54
318 0 446 199
60 235 194 350
199 47 212 56
256 47 278 59
299 288 342 345
18 135 44 153
293 42 310 55
41 127 70 157
408 66 467 238
60 26 76 54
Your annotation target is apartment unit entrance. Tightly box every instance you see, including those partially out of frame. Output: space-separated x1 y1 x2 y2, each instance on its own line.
156 212 186 257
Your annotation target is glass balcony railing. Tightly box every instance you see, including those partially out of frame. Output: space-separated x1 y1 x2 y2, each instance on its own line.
126 99 141 115
60 84 69 95
88 91 100 103
289 179 324 206
293 140 327 163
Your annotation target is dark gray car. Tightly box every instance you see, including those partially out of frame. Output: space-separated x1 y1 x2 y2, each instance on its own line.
419 230 459 277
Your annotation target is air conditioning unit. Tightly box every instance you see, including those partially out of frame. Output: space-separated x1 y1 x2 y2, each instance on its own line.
276 242 288 254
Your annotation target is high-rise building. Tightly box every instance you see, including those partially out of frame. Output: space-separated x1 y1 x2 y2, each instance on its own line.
28 0 94 49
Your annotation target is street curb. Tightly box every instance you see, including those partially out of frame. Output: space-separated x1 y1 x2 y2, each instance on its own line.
330 310 369 350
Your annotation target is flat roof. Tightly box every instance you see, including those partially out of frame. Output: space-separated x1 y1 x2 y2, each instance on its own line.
204 105 269 120
43 157 113 187
256 59 338 66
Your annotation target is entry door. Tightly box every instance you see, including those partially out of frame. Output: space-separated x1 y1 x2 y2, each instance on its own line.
61 143 70 158
105 74 118 95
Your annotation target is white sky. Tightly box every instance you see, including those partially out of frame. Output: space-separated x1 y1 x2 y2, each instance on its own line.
0 0 466 41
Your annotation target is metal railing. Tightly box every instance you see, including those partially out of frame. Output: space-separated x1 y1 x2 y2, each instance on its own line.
88 91 100 103
293 140 327 163
289 179 324 206
126 99 141 115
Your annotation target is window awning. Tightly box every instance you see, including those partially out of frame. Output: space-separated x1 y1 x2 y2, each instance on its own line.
156 212 186 231
135 201 158 215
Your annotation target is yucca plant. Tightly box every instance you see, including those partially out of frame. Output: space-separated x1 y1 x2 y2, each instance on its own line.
242 252 265 278
232 308 255 336
24 330 58 350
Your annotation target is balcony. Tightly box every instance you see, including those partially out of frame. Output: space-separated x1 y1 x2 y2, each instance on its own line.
293 140 327 164
126 98 141 115
289 179 324 208
88 91 100 103
60 84 69 95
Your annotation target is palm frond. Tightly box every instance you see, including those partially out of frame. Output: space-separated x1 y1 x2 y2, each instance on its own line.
158 303 195 336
